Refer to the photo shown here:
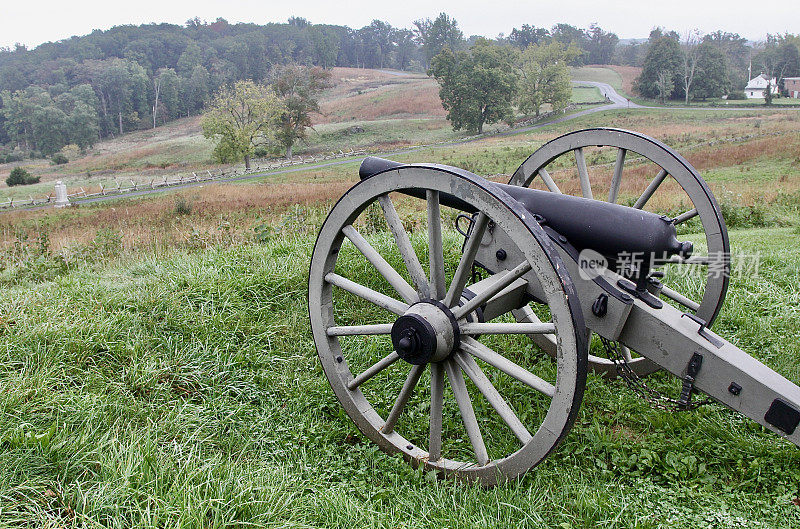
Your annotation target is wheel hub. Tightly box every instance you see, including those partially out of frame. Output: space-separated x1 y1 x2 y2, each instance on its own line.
391 301 459 365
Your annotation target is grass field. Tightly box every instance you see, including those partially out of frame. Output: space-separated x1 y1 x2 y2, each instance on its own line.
571 85 606 104
1 219 799 527
571 66 625 92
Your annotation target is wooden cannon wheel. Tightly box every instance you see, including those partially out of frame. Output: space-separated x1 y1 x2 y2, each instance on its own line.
309 165 588 485
509 128 730 377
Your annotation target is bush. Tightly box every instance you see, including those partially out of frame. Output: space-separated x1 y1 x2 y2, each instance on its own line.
726 91 746 100
0 152 23 164
6 167 40 187
51 153 69 165
174 196 192 215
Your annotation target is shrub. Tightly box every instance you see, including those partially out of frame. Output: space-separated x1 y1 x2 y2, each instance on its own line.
726 91 746 100
60 144 80 160
174 196 192 215
6 167 40 187
0 152 23 164
51 153 69 165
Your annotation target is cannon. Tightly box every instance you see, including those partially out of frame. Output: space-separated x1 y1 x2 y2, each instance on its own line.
308 128 799 485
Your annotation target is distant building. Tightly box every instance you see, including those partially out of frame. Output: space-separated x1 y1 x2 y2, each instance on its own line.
784 77 800 99
745 74 779 99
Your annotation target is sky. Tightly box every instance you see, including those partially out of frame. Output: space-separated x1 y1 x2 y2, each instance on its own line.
1 0 795 49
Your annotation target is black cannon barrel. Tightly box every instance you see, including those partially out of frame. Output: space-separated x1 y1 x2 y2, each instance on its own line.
358 157 692 260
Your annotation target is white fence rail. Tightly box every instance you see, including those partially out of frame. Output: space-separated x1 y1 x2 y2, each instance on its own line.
0 149 367 210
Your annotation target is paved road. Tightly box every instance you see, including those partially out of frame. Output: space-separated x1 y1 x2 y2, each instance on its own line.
573 80 641 107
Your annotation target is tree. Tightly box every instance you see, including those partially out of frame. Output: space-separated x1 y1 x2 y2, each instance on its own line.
152 68 180 127
271 65 332 158
6 166 39 186
180 65 210 116
550 24 588 65
517 42 577 116
57 84 99 150
702 31 749 91
693 42 729 100
681 30 702 104
776 41 800 93
414 13 464 66
585 24 618 65
655 70 674 103
635 36 682 99
429 39 517 134
508 25 549 49
201 80 285 169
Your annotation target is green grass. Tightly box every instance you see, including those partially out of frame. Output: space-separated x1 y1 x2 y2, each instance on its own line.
570 67 624 91
2 220 799 527
571 85 606 104
299 118 467 155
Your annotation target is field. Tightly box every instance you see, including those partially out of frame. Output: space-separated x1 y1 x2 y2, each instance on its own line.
1 67 619 203
1 66 800 527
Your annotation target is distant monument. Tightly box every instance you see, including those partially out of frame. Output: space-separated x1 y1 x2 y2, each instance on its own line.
54 181 70 208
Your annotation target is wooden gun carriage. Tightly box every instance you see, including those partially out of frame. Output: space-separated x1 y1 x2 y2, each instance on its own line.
308 128 800 485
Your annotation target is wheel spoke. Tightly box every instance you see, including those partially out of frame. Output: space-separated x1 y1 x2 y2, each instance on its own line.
575 148 593 199
347 351 401 390
672 208 698 225
428 362 444 462
444 212 489 308
378 194 430 299
461 337 555 398
342 225 418 304
444 359 489 466
325 273 409 315
454 351 532 444
459 322 556 335
514 305 557 354
453 262 532 320
660 284 701 311
633 169 668 209
327 324 393 337
427 190 445 300
608 148 626 203
617 344 632 363
537 167 562 194
383 364 426 434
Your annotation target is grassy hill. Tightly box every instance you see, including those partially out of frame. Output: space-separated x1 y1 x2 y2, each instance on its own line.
0 67 612 202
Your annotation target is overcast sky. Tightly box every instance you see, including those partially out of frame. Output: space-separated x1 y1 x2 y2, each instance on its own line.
2 0 795 49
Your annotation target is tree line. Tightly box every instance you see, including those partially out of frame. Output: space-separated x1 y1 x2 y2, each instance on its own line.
0 15 620 158
2 14 798 159
633 29 800 102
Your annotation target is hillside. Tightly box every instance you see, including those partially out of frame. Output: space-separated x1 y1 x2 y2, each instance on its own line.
1 66 606 202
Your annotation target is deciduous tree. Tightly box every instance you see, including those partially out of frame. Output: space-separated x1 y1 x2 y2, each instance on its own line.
271 65 332 159
681 30 702 104
635 36 682 99
693 42 729 100
655 71 674 103
202 80 284 169
517 42 577 116
429 39 517 134
414 13 464 66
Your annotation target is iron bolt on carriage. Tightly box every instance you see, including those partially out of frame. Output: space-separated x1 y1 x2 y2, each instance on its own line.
308 128 800 485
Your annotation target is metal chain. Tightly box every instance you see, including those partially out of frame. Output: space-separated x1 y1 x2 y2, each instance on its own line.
600 336 714 412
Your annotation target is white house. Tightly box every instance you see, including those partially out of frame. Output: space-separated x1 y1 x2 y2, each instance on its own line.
745 74 780 99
